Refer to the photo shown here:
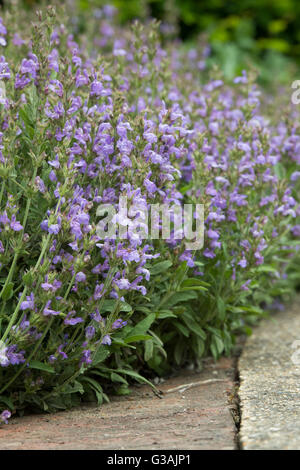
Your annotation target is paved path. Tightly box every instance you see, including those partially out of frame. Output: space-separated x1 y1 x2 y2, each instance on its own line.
239 298 300 450
0 357 236 450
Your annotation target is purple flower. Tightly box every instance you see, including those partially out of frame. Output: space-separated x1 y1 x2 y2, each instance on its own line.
49 79 63 97
10 215 23 232
85 326 95 340
20 293 35 311
43 300 60 316
1 410 11 424
48 355 57 364
48 224 60 235
6 345 25 365
80 349 92 366
40 219 49 231
64 313 83 326
238 258 247 268
0 211 9 225
291 171 300 182
144 178 157 194
90 80 103 96
114 278 131 290
75 272 86 283
57 344 68 360
0 56 10 79
206 229 219 240
291 225 300 237
112 319 127 330
12 33 24 47
101 335 112 346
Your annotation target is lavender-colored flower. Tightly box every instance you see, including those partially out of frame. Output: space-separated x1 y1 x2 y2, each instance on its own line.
10 215 23 232
80 349 92 366
112 319 127 330
48 355 57 364
48 224 60 235
20 293 35 311
101 335 112 346
75 271 86 283
43 300 60 316
0 410 11 424
85 326 95 340
57 344 68 360
291 171 300 182
6 345 25 365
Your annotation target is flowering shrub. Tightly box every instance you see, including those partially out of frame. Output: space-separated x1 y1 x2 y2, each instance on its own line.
0 2 299 422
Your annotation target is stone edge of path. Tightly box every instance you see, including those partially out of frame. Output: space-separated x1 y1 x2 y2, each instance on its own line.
238 297 300 450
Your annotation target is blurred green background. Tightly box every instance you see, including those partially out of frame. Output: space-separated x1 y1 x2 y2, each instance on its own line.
8 0 300 84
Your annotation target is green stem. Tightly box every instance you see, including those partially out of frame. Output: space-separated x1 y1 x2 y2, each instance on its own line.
0 231 81 394
65 265 116 354
0 317 54 395
0 180 5 208
46 274 120 401
0 197 62 342
0 168 38 315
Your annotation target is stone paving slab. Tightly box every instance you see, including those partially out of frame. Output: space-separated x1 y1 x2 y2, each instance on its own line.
0 357 236 450
239 298 300 450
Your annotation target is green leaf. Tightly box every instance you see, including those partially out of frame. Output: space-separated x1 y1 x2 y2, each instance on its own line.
1 282 14 301
217 297 226 321
22 271 33 287
180 286 207 292
102 299 132 313
29 360 55 374
192 337 205 357
163 290 197 308
256 265 278 274
144 339 154 361
124 334 152 344
114 368 157 390
79 376 103 395
111 338 136 349
149 260 173 275
93 346 110 365
157 310 177 319
61 381 84 395
173 321 190 337
174 261 188 284
181 278 210 288
115 385 131 396
210 335 224 358
182 318 206 340
95 391 104 405
0 395 14 410
126 313 156 338
174 340 186 365
110 372 128 385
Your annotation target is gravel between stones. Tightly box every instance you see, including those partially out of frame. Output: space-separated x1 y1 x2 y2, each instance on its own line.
239 297 300 450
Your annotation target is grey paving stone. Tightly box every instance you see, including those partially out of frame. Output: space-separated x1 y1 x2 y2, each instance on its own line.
239 298 300 450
